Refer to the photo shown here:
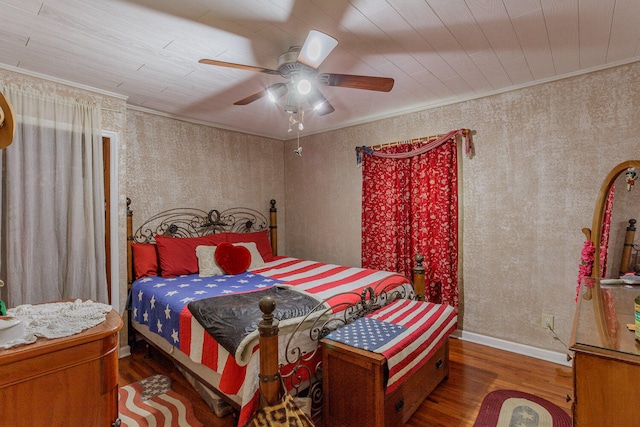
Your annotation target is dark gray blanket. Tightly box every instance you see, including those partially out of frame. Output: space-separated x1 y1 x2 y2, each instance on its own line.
187 286 321 359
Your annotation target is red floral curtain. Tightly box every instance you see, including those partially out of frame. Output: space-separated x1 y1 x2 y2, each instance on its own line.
361 134 460 308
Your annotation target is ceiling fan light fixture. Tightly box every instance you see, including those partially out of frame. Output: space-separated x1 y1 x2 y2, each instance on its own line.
297 30 338 69
266 83 287 103
201 29 392 121
308 87 329 112
285 104 297 114
284 94 298 114
297 78 312 95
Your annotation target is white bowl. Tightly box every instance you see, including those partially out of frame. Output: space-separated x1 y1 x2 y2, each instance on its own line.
0 316 25 346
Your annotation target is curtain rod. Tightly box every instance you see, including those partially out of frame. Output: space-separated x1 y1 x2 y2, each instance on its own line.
363 128 470 151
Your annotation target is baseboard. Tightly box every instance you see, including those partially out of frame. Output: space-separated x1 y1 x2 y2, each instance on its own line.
118 330 571 366
119 344 131 358
459 330 572 367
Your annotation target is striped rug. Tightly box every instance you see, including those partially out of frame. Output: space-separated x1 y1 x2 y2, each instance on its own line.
119 374 204 427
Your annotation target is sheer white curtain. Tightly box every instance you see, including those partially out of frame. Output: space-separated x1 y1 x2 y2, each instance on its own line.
0 84 107 307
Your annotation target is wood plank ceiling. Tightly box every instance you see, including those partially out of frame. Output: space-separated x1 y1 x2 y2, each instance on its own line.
0 0 638 140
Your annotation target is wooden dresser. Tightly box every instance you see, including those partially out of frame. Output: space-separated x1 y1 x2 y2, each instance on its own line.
0 308 123 427
570 279 640 427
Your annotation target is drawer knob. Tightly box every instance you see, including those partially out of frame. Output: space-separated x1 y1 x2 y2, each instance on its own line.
395 399 405 412
435 358 443 369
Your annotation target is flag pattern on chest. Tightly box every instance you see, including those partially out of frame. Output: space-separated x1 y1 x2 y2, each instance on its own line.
324 299 457 394
130 273 281 346
324 316 406 350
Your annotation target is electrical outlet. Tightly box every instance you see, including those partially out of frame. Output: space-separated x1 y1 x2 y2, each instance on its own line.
542 313 554 330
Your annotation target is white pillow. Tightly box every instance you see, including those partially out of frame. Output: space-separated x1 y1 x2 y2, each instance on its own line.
233 242 265 270
196 245 224 277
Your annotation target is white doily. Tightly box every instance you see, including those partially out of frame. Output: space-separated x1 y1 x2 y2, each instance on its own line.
1 299 112 349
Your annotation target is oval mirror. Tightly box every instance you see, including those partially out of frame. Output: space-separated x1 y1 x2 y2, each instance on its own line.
591 160 640 278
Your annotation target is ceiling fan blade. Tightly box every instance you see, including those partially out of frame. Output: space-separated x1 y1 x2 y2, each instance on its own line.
297 30 338 69
199 59 280 75
317 73 394 92
234 89 269 105
233 83 288 106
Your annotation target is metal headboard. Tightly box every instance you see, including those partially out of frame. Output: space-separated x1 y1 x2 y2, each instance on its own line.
129 198 271 244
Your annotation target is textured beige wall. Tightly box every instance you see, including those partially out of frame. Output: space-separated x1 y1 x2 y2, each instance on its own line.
283 61 640 354
125 109 285 247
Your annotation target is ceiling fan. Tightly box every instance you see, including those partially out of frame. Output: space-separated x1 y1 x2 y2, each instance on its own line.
199 30 394 117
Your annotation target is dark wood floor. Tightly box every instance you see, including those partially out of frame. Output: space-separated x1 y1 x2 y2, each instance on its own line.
119 337 573 427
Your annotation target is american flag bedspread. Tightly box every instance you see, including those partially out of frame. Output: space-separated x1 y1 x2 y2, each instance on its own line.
130 256 413 425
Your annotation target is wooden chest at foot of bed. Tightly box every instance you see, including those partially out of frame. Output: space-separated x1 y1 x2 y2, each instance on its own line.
320 338 449 427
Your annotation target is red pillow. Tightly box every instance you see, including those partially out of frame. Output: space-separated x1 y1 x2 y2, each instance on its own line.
224 230 274 262
214 242 251 275
155 234 226 277
131 243 159 279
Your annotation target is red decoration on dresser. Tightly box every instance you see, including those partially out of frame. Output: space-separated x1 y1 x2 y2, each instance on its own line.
576 241 594 301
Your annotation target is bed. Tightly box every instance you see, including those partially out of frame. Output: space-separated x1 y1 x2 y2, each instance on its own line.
125 199 456 426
